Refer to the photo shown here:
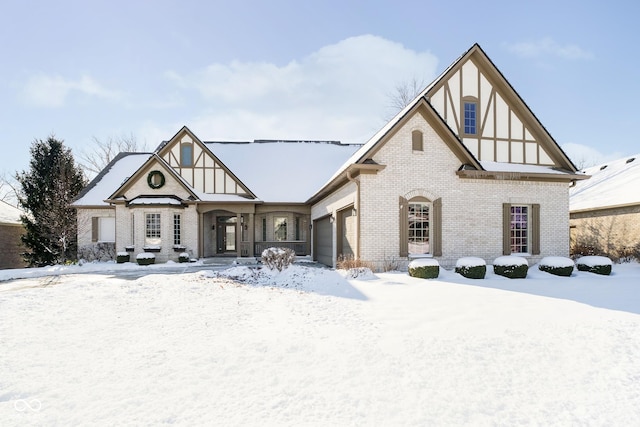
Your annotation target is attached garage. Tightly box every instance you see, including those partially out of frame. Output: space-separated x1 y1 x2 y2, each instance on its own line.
313 216 333 266
337 207 356 259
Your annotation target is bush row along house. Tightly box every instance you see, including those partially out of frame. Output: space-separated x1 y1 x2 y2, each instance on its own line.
570 154 640 260
73 44 587 269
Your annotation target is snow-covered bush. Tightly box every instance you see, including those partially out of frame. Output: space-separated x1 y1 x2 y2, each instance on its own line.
116 252 130 264
261 247 295 272
408 258 439 279
136 252 155 266
538 257 574 277
455 257 486 279
493 256 528 279
576 255 613 276
178 252 190 263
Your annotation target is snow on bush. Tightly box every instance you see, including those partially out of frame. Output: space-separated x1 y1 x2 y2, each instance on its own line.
136 252 155 266
261 247 296 271
116 252 130 264
408 258 439 279
576 255 613 276
538 256 574 277
455 257 486 279
493 256 528 279
178 252 190 263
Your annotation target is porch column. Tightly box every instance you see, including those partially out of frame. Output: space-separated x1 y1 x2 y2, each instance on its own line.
236 212 242 256
248 213 255 257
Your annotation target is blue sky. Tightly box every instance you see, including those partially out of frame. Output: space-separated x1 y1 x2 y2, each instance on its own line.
1 0 638 177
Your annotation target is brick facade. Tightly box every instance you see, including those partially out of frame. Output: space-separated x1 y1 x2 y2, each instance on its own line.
312 112 571 270
570 205 640 259
0 224 26 269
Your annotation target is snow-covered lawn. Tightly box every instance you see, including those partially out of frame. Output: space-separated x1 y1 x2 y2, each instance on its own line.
1 262 639 425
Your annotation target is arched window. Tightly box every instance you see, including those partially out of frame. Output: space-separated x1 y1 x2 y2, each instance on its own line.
408 198 430 255
412 130 423 151
181 143 193 167
399 195 442 257
462 97 478 135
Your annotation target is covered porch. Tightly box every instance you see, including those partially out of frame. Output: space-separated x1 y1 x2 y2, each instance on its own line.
199 204 311 258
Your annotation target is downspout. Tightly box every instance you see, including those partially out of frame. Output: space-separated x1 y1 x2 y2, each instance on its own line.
346 168 360 260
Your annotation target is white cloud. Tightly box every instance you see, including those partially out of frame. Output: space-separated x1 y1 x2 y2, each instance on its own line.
505 37 594 60
22 74 123 108
161 35 439 143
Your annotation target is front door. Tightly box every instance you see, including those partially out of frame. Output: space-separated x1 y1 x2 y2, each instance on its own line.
216 218 237 253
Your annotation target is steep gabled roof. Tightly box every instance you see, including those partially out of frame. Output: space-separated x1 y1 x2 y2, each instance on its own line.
570 155 640 212
106 153 200 202
308 43 586 204
155 126 257 199
73 152 151 207
427 43 578 172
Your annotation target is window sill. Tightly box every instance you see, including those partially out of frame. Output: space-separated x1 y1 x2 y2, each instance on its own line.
143 246 162 253
510 253 531 257
408 254 433 259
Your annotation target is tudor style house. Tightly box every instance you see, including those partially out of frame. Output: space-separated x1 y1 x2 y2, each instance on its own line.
73 44 587 269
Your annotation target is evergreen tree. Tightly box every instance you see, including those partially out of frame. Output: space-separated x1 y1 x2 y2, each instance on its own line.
15 136 87 267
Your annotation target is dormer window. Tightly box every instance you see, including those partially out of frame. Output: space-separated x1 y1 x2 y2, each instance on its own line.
464 101 477 135
181 143 193 167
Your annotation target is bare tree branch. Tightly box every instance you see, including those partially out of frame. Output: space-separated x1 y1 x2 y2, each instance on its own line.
0 172 19 207
79 133 147 178
385 77 427 120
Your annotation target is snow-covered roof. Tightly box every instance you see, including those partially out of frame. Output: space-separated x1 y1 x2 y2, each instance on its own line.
480 161 573 175
127 197 183 206
0 200 23 225
205 140 360 203
570 154 640 212
73 153 151 206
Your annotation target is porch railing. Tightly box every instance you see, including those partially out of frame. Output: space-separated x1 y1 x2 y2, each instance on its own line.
238 241 309 257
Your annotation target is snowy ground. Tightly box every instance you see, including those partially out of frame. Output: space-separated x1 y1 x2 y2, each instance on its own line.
1 261 639 426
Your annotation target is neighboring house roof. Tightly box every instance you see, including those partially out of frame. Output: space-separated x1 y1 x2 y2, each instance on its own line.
570 155 640 212
205 140 360 203
73 153 151 207
0 200 23 225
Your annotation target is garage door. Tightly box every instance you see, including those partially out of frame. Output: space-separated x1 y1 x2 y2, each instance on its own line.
314 216 333 266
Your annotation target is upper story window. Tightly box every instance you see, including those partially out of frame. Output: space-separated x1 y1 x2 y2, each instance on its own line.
464 101 477 135
181 143 193 167
412 130 424 151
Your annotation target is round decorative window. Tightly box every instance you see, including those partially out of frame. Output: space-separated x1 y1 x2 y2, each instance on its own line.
147 170 165 189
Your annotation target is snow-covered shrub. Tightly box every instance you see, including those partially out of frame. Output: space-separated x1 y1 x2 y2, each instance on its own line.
116 252 130 264
455 257 486 279
408 258 439 279
261 247 295 272
538 257 574 277
493 256 528 279
136 252 155 266
576 255 613 275
178 252 190 263
78 242 116 262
